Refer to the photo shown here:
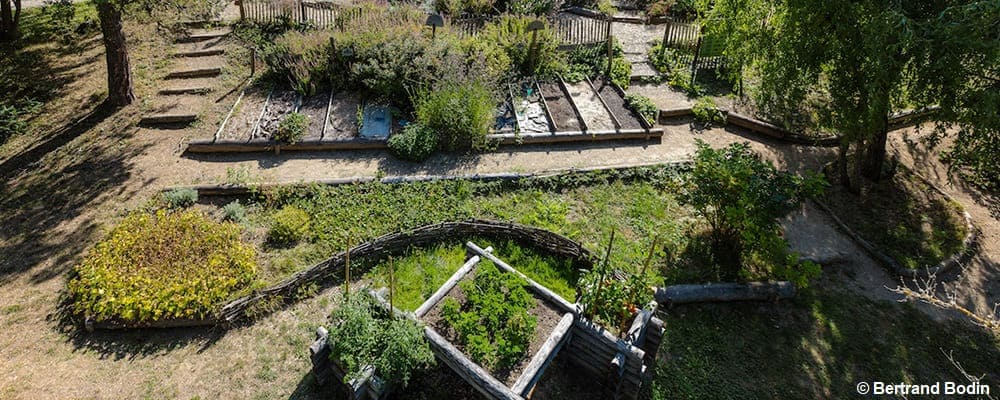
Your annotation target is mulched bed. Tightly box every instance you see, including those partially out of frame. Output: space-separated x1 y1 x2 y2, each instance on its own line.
218 84 271 141
421 270 565 386
594 78 644 129
538 82 583 132
298 92 329 141
324 92 360 142
257 89 298 140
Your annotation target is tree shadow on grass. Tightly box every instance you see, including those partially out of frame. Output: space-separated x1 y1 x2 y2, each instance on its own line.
652 287 1000 399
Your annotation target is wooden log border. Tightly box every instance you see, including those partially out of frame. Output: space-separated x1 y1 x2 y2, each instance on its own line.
654 282 796 306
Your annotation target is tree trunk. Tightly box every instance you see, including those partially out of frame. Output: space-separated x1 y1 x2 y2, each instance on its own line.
850 138 864 195
1 0 13 41
862 112 890 181
97 1 135 107
838 141 851 189
12 0 20 29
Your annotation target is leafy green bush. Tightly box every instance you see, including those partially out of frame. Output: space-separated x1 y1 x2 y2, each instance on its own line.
327 294 435 387
268 206 311 246
679 141 825 285
691 96 725 125
414 81 495 152
275 112 308 144
625 94 658 125
441 262 537 370
222 201 247 223
649 42 699 93
507 0 557 15
388 123 439 162
162 188 198 209
0 100 41 142
68 210 257 322
436 0 498 15
564 40 630 88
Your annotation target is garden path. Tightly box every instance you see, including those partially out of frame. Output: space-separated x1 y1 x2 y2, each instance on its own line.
612 20 664 79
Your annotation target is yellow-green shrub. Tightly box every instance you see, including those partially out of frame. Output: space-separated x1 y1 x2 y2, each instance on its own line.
68 210 258 323
268 206 311 246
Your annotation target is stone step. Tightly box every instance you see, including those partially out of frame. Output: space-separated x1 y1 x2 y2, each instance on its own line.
173 48 225 58
624 52 648 63
630 62 659 78
165 67 222 79
180 19 224 28
139 113 198 126
175 36 226 53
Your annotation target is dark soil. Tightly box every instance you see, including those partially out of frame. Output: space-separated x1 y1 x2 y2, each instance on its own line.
538 82 582 132
388 363 486 400
218 84 270 141
594 78 644 130
421 270 566 386
297 92 329 141
324 92 360 141
257 89 298 140
530 352 606 400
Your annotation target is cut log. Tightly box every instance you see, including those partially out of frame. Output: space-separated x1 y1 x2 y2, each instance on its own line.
654 282 795 305
414 252 484 318
466 241 576 315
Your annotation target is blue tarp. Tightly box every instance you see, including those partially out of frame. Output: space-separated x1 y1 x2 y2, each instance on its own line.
359 105 391 139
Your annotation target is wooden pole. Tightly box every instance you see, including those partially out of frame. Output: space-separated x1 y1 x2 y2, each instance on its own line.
605 17 613 77
344 237 351 296
238 0 245 20
603 228 616 269
690 25 704 87
641 235 658 275
388 255 394 311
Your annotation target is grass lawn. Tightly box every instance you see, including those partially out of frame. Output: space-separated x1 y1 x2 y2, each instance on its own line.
364 239 580 311
237 168 701 287
652 287 1000 399
824 168 968 270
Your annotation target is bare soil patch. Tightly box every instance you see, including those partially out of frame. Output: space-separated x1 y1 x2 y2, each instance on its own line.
297 92 329 141
594 78 643 130
257 89 298 140
538 82 582 132
218 84 270 141
323 92 360 141
564 81 616 131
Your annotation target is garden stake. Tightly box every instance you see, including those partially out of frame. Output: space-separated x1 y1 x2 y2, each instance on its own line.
642 235 659 275
388 256 395 311
344 237 351 296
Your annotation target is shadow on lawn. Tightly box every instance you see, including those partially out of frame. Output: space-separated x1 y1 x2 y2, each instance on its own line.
652 287 1000 399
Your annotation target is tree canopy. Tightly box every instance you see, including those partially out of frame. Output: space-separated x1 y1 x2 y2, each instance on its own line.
708 0 1000 190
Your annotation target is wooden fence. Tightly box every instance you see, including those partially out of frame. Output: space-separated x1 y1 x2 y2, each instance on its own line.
240 0 611 46
659 18 728 79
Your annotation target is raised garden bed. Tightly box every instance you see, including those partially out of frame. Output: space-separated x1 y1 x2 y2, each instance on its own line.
537 81 584 132
297 92 331 142
511 82 551 134
420 267 567 386
593 78 645 130
325 92 361 141
217 84 272 142
257 87 298 140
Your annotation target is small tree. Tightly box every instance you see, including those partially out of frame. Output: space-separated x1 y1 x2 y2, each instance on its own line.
680 140 824 285
95 0 135 107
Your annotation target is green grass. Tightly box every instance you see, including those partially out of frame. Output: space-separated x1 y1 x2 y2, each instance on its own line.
364 240 581 311
652 287 1000 399
247 167 695 286
825 169 968 269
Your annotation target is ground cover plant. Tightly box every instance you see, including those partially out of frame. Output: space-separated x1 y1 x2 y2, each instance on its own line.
441 261 538 370
823 167 968 270
67 210 258 323
326 293 436 388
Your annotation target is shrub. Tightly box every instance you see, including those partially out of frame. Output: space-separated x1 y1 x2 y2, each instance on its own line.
414 81 495 152
274 30 334 96
625 94 658 125
441 262 537 370
564 40 629 88
436 0 498 15
162 188 198 209
222 201 247 223
679 141 825 285
649 42 698 93
67 210 257 323
478 16 563 77
268 206 311 245
507 0 557 15
388 123 439 162
275 112 308 144
646 0 675 17
691 97 726 125
327 294 435 387
0 100 41 142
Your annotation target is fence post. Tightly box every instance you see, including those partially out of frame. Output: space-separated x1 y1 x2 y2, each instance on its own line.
660 18 671 58
238 0 245 20
298 0 305 23
605 16 613 77
690 25 704 87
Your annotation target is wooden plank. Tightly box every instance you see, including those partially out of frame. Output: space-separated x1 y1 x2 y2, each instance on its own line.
511 313 574 396
654 282 795 305
466 242 576 314
414 253 483 318
424 327 524 400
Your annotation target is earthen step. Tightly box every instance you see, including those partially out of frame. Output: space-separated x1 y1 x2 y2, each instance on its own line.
180 19 224 28
176 28 231 43
140 113 198 126
166 67 222 79
174 48 225 58
158 86 213 95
